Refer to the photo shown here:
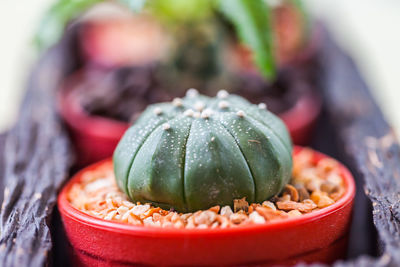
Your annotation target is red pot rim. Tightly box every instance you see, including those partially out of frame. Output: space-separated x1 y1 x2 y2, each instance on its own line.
58 146 355 238
279 89 322 134
58 71 321 145
57 73 129 141
285 23 323 66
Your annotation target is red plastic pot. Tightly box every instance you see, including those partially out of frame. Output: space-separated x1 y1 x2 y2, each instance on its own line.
233 23 322 71
59 21 321 166
59 77 320 166
280 90 321 145
58 79 128 166
58 146 355 266
231 25 323 146
80 15 166 69
278 25 323 146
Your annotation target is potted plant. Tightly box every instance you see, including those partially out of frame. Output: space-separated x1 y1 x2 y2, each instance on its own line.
58 91 354 266
41 0 322 165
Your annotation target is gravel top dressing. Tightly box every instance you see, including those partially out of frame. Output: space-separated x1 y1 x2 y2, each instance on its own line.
68 148 345 229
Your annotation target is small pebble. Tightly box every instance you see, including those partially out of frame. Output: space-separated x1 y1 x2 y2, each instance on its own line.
262 201 277 210
288 210 302 217
249 211 266 224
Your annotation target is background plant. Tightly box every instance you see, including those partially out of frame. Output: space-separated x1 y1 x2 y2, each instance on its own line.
36 0 308 81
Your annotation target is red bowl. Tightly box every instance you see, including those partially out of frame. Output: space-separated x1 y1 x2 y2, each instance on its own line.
280 90 321 145
234 23 322 72
232 25 323 146
58 78 321 166
283 23 323 68
58 146 355 266
57 78 128 166
80 18 165 69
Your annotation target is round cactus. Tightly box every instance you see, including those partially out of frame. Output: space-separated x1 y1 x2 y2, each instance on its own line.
113 89 292 212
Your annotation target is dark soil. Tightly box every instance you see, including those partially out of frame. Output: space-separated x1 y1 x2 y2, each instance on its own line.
68 64 315 122
234 67 314 114
69 64 174 123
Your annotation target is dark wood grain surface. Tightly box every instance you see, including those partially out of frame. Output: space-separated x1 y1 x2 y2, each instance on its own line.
0 26 399 267
0 133 6 204
313 31 400 267
0 42 76 266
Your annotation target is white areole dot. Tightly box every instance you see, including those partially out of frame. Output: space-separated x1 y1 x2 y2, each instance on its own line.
201 109 213 119
172 98 183 107
236 110 245 117
163 123 171 130
186 88 199 98
258 103 267 110
218 101 229 109
184 109 194 117
153 107 162 115
194 101 205 111
217 89 229 99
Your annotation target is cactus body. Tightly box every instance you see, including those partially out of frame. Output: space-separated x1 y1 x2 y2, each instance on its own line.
113 90 292 212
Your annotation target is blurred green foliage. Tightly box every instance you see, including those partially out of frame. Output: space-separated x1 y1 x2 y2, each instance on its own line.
219 0 275 79
35 0 306 81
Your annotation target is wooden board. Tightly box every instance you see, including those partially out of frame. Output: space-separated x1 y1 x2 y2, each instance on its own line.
314 31 400 267
0 26 399 266
0 42 75 266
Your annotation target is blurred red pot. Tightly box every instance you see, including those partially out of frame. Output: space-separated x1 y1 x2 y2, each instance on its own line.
58 146 355 266
58 81 128 166
59 77 321 166
231 25 323 145
78 4 167 69
280 89 321 145
59 3 321 166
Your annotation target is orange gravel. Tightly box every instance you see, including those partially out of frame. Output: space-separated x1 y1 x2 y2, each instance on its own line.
68 148 345 229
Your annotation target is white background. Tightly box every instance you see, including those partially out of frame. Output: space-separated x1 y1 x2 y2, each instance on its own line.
0 0 399 136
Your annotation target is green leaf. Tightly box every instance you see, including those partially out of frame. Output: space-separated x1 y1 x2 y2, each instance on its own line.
148 0 215 24
34 0 103 51
219 0 276 80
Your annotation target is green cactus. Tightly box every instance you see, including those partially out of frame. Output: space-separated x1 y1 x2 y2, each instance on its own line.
113 89 292 212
